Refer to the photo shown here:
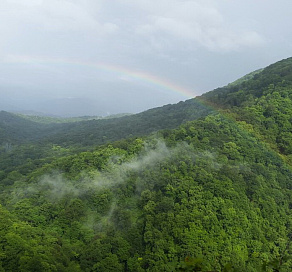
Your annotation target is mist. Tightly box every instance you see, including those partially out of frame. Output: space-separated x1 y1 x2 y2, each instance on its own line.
9 139 225 231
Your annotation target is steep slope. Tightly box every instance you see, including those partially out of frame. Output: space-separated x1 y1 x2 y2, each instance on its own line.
2 113 292 271
202 57 292 107
0 111 47 144
1 57 292 271
0 97 211 186
201 57 292 163
0 98 211 147
42 98 212 147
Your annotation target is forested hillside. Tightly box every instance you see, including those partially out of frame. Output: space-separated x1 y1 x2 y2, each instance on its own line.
1 57 292 271
202 57 292 163
0 111 48 144
42 98 211 147
0 98 211 147
0 98 211 186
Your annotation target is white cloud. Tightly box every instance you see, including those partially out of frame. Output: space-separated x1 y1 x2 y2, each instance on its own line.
37 1 99 31
0 0 264 57
6 0 43 7
239 31 265 48
0 0 116 33
0 0 289 116
0 0 119 60
131 0 265 52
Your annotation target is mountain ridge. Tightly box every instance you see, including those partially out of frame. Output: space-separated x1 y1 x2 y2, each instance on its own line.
0 57 292 271
0 98 213 146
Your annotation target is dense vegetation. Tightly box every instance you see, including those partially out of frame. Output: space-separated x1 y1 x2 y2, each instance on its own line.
0 98 211 184
1 57 292 271
17 113 132 124
202 57 292 162
0 98 211 146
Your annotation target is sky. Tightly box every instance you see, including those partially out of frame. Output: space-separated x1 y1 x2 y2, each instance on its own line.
0 0 292 116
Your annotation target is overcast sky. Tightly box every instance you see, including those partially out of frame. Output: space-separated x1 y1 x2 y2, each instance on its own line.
0 0 292 116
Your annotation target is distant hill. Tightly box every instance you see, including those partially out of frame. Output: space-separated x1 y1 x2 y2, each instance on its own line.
1 57 292 271
17 113 132 124
42 98 213 147
0 111 48 144
0 98 212 147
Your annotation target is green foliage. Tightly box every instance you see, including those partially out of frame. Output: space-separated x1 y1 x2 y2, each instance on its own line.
1 57 292 271
202 58 292 162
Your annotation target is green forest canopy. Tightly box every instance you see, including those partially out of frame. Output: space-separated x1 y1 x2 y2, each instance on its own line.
0 57 292 271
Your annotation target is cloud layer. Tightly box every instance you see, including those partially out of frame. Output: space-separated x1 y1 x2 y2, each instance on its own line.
132 0 264 51
0 0 291 116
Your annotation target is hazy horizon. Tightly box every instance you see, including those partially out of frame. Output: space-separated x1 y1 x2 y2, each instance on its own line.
1 0 292 116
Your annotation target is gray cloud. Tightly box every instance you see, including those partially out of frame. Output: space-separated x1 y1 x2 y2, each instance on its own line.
126 0 264 51
0 0 291 116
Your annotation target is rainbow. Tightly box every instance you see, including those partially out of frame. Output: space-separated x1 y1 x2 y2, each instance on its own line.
6 55 197 99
